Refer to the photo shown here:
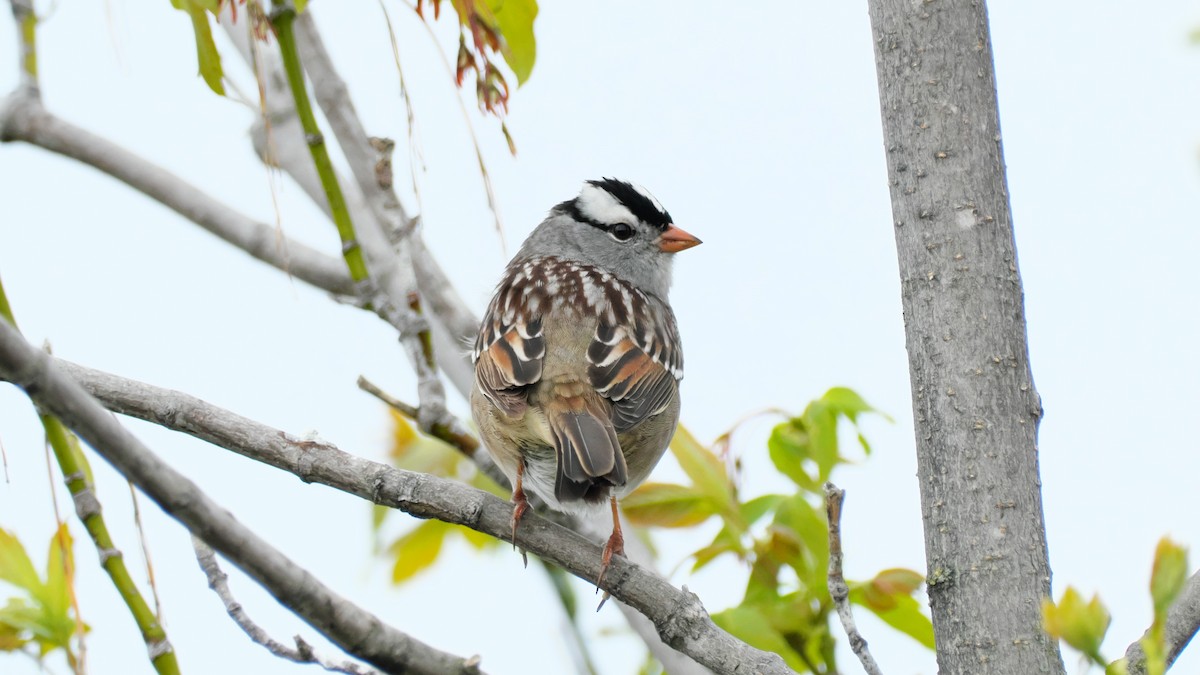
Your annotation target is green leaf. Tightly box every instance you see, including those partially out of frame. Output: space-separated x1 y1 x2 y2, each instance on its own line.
1042 586 1111 663
767 420 818 491
172 1 225 95
622 482 714 528
0 596 74 653
487 0 537 85
804 402 840 482
41 525 72 624
740 494 783 528
744 537 788 604
711 606 806 671
0 619 25 651
0 528 78 657
870 568 924 596
690 525 741 572
389 521 450 584
669 425 734 512
0 529 42 596
0 598 43 638
819 387 885 423
1149 538 1187 620
851 586 935 649
773 494 829 592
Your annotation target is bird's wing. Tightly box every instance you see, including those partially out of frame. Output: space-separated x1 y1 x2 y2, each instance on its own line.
588 291 683 433
472 283 546 417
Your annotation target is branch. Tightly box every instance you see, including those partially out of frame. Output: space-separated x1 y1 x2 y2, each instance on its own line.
0 96 356 298
0 321 483 675
1124 570 1200 674
0 156 178 674
825 483 883 675
289 9 460 439
192 537 384 675
16 354 791 675
222 14 710 672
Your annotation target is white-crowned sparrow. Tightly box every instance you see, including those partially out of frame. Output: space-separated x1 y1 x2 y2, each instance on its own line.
471 178 700 582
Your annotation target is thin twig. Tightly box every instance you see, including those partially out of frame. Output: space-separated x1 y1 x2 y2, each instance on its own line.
399 0 506 251
221 5 478 398
128 481 164 622
12 352 793 675
292 9 460 439
825 482 884 675
1123 570 1200 674
357 375 480 456
376 0 427 219
191 537 382 675
0 322 484 675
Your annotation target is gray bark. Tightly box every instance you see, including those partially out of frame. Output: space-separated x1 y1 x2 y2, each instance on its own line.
0 322 480 675
1125 570 1200 674
865 1 1065 673
0 350 790 675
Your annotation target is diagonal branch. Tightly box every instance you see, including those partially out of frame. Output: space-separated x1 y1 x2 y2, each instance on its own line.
1124 570 1200 674
0 95 356 298
11 353 791 675
0 321 483 675
220 7 479 398
192 537 384 675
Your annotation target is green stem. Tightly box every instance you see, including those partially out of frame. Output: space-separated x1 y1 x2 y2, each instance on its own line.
269 1 371 285
0 275 180 675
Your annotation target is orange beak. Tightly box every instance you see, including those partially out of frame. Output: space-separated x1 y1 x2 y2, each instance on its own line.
658 225 702 253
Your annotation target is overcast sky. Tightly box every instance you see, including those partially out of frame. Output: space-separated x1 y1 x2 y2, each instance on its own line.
2 2 1199 674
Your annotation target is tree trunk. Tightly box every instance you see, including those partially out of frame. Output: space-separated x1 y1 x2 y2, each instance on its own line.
865 1 1065 673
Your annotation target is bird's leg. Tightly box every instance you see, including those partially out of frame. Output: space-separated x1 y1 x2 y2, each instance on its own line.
597 495 625 588
511 462 530 567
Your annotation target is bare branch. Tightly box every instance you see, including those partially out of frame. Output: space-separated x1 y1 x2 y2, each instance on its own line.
0 322 484 675
18 354 791 675
356 374 490 463
191 537 382 675
220 8 480 399
0 96 355 298
1124 570 1200 674
825 482 884 675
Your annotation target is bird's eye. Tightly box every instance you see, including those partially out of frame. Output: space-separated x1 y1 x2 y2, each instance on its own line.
610 223 635 242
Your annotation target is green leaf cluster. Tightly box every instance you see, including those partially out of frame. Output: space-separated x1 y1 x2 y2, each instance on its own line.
373 411 503 584
1045 537 1189 675
0 525 86 665
373 388 931 672
633 388 927 672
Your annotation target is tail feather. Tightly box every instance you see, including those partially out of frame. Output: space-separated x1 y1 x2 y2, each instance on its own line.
549 405 627 503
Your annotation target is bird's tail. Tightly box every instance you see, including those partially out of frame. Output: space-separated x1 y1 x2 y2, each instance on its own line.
545 391 627 503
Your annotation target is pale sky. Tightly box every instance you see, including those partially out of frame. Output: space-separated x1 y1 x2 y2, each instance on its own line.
2 2 1199 674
